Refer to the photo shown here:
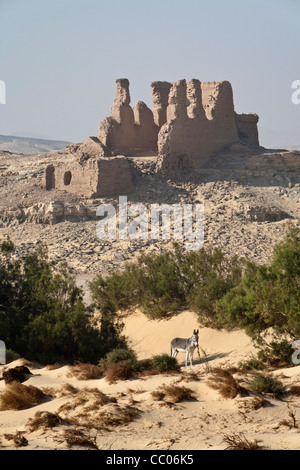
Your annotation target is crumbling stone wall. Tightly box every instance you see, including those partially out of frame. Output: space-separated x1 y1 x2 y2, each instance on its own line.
235 113 259 147
98 77 259 169
158 79 247 172
98 78 159 155
45 137 133 197
46 77 260 199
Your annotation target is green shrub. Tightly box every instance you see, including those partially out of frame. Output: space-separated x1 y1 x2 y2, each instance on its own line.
257 340 294 368
216 226 300 343
184 249 243 327
105 348 138 369
90 244 243 321
248 373 285 397
0 241 126 364
150 354 181 373
238 357 265 371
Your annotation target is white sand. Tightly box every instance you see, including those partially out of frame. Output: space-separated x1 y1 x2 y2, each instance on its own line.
0 310 299 450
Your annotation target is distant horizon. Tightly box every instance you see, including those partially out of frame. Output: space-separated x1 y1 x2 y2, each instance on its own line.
0 126 299 153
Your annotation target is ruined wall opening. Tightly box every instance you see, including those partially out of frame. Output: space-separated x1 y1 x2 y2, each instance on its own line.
64 171 72 186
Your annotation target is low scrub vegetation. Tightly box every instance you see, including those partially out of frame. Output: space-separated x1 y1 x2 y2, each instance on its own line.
101 350 181 383
151 383 196 404
150 354 181 374
0 239 127 364
207 368 249 399
90 244 243 322
1 224 299 370
222 434 259 450
0 382 45 410
248 373 285 397
27 411 63 432
91 225 300 365
67 362 102 380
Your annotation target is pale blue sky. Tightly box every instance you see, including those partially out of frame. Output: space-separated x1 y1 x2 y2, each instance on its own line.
0 0 299 144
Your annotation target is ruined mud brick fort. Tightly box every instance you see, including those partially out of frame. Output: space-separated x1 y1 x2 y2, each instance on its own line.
45 78 260 197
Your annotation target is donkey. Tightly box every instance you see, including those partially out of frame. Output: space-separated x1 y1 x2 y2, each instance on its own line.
171 330 199 367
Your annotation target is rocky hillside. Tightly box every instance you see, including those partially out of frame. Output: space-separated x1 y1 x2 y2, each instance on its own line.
0 135 71 155
0 149 299 277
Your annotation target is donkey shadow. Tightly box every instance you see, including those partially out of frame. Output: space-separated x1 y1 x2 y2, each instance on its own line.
177 351 230 367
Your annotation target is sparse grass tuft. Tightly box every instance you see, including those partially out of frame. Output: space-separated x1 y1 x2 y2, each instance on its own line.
68 362 102 380
26 411 64 432
223 433 259 450
208 368 249 399
0 382 45 410
151 383 196 404
63 428 99 450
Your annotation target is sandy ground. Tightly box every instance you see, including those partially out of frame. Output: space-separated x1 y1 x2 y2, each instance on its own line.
0 310 299 451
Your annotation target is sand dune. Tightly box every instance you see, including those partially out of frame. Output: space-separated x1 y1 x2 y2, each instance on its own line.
123 310 255 364
0 310 299 451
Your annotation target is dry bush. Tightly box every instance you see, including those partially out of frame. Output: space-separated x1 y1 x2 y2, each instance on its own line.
223 433 259 450
0 382 45 410
26 411 64 432
207 368 248 399
68 362 102 380
42 383 78 398
92 404 138 429
58 388 115 416
104 360 134 384
57 386 137 431
151 383 196 404
4 431 28 447
56 383 79 398
63 428 99 450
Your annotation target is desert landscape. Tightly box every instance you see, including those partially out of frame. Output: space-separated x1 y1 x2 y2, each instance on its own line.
2 0 300 456
0 311 300 451
0 107 299 450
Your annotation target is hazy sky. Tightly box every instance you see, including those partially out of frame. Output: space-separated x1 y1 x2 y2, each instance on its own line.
0 0 299 143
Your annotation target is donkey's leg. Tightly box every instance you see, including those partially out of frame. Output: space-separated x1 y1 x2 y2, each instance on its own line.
190 347 195 366
172 348 178 358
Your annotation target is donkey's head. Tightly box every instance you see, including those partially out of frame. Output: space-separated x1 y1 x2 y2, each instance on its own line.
192 329 199 348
